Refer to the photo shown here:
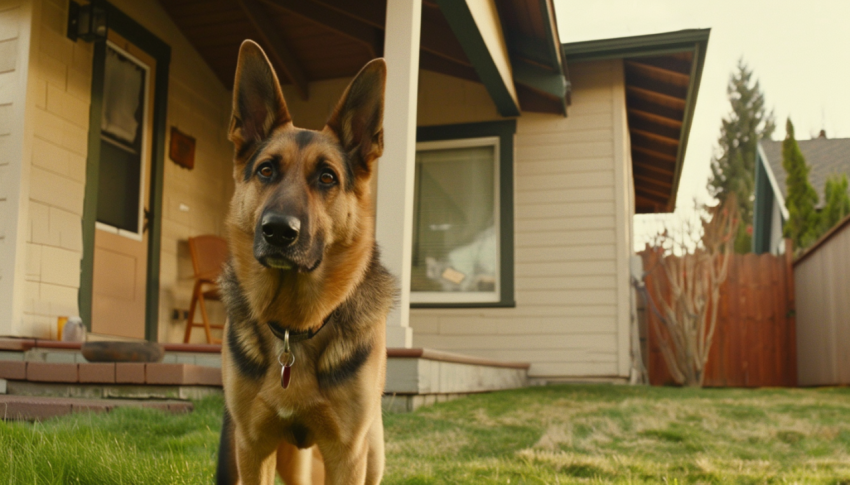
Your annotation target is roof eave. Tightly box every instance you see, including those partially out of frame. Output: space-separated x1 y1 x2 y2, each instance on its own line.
499 0 570 116
538 0 569 115
562 29 711 213
667 32 709 212
561 29 711 62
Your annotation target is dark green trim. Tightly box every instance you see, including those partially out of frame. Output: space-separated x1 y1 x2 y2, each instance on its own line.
436 0 520 117
79 40 106 332
79 1 171 341
413 120 516 309
511 33 552 67
562 29 711 63
512 62 566 99
753 148 774 254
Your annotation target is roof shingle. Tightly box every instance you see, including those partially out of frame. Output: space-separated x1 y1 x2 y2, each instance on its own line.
761 137 850 202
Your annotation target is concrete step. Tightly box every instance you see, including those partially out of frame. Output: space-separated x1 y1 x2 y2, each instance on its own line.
0 395 192 421
0 340 530 413
384 348 530 412
3 379 221 402
0 361 222 386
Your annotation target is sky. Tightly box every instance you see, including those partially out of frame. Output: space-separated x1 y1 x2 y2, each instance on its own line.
553 0 850 249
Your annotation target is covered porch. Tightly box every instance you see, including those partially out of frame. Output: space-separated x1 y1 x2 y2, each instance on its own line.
155 0 568 348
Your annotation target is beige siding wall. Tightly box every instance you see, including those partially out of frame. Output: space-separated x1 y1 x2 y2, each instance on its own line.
795 221 850 385
0 0 33 336
19 0 87 338
12 0 235 341
412 61 634 379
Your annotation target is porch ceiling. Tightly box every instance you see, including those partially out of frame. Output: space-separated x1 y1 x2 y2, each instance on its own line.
563 29 710 214
158 0 566 113
158 0 473 96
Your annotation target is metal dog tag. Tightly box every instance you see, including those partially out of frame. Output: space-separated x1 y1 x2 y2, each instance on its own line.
278 330 295 389
281 359 293 388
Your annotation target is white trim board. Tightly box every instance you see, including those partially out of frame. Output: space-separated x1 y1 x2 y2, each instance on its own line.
758 143 789 221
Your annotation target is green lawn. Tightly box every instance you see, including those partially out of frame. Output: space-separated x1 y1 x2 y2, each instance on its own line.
2 385 850 484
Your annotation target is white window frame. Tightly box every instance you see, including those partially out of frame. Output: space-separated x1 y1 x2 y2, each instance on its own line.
410 136 501 304
95 40 151 242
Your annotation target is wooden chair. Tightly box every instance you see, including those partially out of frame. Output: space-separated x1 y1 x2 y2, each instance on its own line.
183 235 228 344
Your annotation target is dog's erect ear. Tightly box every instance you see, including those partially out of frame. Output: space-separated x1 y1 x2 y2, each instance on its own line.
325 59 386 178
229 40 292 156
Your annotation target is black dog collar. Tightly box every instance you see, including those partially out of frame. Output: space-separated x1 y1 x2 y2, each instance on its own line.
266 310 336 343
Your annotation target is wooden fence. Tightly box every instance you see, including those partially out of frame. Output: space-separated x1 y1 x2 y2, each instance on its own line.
639 240 797 387
794 214 850 386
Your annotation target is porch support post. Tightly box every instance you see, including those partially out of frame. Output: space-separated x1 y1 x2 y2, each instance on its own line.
375 0 422 348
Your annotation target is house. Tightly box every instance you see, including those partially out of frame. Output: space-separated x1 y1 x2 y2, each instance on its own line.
0 0 708 383
753 134 850 254
754 134 850 386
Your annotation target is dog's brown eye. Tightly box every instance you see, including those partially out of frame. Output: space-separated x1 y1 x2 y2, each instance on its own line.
258 165 273 178
319 171 336 185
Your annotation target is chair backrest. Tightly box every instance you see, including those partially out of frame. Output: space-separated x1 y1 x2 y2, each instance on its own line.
188 235 229 282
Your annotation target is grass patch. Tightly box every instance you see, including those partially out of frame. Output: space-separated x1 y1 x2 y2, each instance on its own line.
0 396 223 484
3 385 850 483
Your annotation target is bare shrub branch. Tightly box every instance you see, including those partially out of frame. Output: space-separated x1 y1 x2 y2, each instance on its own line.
638 197 739 387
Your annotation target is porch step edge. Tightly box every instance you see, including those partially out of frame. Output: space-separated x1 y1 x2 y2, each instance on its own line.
0 395 193 421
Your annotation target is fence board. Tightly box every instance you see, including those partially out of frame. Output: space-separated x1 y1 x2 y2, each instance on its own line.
641 243 796 387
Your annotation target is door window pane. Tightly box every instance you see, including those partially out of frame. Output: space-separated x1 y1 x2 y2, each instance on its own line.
412 143 499 300
97 139 141 231
96 44 147 233
102 47 144 146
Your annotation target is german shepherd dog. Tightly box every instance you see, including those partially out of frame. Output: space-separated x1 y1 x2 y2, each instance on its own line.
216 40 395 485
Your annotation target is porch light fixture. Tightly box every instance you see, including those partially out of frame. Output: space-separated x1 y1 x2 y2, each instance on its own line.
67 1 108 43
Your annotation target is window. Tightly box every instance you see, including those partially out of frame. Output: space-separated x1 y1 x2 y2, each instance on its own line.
411 121 515 307
95 41 150 240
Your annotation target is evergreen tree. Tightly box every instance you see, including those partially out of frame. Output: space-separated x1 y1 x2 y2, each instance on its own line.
782 118 820 249
819 173 850 235
708 59 775 253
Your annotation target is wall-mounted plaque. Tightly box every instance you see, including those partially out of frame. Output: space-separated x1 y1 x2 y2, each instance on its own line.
169 127 196 170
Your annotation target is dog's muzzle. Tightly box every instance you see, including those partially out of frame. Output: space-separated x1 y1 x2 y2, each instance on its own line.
253 213 323 272
261 213 300 248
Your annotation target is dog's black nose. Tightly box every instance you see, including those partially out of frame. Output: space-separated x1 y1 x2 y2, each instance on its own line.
261 214 300 247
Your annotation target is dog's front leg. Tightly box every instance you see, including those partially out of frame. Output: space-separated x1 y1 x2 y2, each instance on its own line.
319 439 369 485
275 441 319 485
364 414 385 485
235 426 279 485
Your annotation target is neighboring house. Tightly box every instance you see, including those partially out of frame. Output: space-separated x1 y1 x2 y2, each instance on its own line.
753 135 850 254
0 0 707 382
